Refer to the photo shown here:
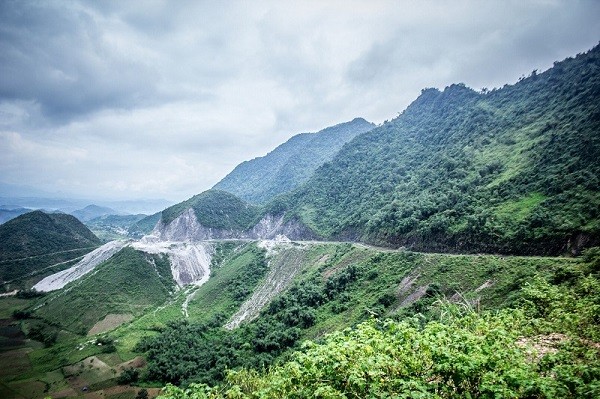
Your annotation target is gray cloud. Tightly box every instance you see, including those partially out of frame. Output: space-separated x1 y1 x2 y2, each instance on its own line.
0 0 599 202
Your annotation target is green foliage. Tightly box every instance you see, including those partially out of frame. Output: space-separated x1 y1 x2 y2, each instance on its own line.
278 46 600 255
118 367 140 384
158 257 600 399
26 321 58 347
139 244 574 390
0 210 101 284
15 288 45 299
136 388 149 399
160 190 260 229
214 118 375 204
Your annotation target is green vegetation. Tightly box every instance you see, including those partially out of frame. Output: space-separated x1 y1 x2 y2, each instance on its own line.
0 210 100 288
275 46 600 255
160 190 260 229
134 243 577 390
214 118 375 204
2 44 599 399
32 247 177 335
159 248 600 398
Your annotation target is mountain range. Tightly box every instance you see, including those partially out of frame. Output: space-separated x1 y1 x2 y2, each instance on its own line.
148 45 600 256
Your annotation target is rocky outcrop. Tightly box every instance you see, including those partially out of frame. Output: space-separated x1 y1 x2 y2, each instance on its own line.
131 238 213 287
151 208 316 242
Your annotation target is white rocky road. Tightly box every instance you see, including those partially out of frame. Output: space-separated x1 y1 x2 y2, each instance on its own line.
33 240 128 292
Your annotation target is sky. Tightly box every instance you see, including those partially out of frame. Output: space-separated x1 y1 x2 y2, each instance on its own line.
1 0 599 203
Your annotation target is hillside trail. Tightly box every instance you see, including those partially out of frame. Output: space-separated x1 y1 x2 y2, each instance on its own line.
32 241 128 292
2 255 85 285
0 246 98 263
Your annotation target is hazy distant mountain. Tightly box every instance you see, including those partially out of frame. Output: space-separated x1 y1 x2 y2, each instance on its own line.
0 196 172 216
213 118 375 204
0 206 32 224
70 204 124 222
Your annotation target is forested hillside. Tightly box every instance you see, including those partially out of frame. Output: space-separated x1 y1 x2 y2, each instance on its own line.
277 46 600 255
160 190 260 228
0 210 101 286
163 247 600 398
133 242 576 388
214 118 375 204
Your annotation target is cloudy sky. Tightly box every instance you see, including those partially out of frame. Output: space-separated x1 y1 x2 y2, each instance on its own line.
1 0 598 203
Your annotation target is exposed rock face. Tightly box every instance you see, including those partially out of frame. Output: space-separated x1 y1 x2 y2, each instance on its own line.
249 214 316 240
151 209 316 242
131 238 213 287
152 208 238 241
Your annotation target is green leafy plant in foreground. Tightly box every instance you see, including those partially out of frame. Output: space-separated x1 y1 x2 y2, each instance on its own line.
158 251 600 398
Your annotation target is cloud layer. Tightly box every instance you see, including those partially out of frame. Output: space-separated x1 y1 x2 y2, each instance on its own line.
1 0 599 201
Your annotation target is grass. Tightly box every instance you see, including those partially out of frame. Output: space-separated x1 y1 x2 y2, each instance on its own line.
493 192 547 223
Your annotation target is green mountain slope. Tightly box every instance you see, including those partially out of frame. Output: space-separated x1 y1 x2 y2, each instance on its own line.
32 247 176 335
0 210 101 286
160 189 260 229
213 118 375 204
128 211 161 237
164 248 600 398
281 46 600 255
130 190 260 238
132 242 579 387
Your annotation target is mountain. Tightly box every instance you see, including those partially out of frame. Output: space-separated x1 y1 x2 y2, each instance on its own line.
213 118 375 204
0 196 172 215
71 204 123 222
3 47 600 399
0 206 31 224
141 189 314 242
128 210 162 238
0 210 101 287
277 46 600 255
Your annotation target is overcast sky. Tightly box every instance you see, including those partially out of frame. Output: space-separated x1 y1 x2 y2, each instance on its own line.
1 0 598 202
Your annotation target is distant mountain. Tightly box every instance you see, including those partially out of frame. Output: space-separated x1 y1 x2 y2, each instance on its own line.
71 204 124 222
128 211 162 238
213 118 375 204
279 45 600 255
0 196 173 215
0 206 32 224
0 210 101 286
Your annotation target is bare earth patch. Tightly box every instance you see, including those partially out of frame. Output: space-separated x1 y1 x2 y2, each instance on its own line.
517 333 568 361
0 348 32 377
88 314 134 336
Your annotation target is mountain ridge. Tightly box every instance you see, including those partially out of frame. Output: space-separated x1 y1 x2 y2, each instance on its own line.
213 118 375 204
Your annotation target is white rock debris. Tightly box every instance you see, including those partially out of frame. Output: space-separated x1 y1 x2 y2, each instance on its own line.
33 240 128 292
131 237 213 287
